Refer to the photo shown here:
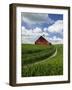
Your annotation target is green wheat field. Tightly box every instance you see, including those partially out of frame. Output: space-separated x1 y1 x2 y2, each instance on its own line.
21 44 63 77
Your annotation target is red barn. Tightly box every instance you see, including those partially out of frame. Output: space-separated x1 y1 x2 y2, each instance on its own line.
35 36 51 45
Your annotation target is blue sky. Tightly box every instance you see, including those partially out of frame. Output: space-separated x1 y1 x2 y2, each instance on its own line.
21 13 63 44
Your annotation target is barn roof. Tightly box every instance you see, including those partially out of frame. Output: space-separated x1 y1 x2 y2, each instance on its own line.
35 36 48 42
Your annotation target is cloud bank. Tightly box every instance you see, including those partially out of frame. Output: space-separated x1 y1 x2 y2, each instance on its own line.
21 13 63 44
21 13 54 27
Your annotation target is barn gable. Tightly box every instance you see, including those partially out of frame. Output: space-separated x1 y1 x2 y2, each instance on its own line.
35 36 51 45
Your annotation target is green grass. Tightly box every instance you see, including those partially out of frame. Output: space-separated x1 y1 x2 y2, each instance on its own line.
21 44 63 77
22 44 55 54
22 44 56 65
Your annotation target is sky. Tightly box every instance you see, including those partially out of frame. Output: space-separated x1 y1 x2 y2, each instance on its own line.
21 12 63 44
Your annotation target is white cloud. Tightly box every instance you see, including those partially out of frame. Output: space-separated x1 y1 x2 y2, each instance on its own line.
21 26 33 35
43 28 48 32
22 13 54 25
32 27 42 33
21 25 63 44
21 26 49 44
48 20 63 34
50 36 62 41
22 13 48 24
47 36 63 44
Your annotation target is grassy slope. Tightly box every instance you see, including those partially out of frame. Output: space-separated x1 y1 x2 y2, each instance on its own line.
22 44 56 65
22 44 63 77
